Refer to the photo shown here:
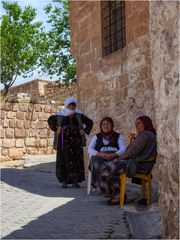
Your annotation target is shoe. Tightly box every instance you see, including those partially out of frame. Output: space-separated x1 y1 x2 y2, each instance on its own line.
107 198 120 205
61 182 68 188
72 183 81 188
107 194 127 205
138 198 147 205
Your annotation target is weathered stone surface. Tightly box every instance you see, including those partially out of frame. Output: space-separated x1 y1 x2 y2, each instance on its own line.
16 111 25 120
19 104 28 112
9 148 24 158
0 102 59 161
149 1 179 239
38 112 50 121
32 112 38 121
2 139 15 148
16 120 24 129
1 148 9 156
7 112 16 119
24 121 31 129
6 128 14 139
16 139 24 148
36 121 47 129
25 138 37 147
16 93 31 103
39 139 47 147
0 129 5 138
15 129 27 138
70 1 154 147
0 111 5 119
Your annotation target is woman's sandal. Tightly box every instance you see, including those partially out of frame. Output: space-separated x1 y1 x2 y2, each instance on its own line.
107 194 127 205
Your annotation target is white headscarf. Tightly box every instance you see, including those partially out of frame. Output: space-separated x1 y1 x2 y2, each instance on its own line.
64 97 77 108
56 97 82 116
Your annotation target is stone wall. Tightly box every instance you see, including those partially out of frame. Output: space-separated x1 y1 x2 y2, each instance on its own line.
1 79 77 102
70 1 155 173
5 79 51 99
44 82 77 101
149 1 179 238
70 1 154 139
0 102 59 161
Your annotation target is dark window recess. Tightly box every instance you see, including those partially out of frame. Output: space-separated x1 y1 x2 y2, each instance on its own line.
101 1 126 56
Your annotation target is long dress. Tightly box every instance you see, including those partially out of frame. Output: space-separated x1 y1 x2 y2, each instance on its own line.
48 113 93 184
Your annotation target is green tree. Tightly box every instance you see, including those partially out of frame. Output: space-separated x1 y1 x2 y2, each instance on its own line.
0 1 46 98
41 0 76 85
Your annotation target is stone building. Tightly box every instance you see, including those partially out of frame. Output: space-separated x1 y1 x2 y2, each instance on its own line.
70 0 179 239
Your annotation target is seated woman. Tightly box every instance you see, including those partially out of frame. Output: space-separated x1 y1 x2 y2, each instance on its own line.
100 115 157 205
88 117 126 192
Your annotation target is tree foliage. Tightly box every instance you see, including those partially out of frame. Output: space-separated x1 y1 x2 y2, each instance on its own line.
41 0 76 84
0 1 46 97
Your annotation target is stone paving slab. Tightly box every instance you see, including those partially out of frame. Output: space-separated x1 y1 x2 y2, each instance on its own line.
126 212 163 239
1 163 129 239
0 154 163 239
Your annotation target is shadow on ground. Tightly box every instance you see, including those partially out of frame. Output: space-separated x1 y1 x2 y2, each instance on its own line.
1 164 130 239
1 162 162 239
1 163 95 199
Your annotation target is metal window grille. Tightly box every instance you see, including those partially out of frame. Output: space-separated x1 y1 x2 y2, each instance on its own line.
101 1 126 56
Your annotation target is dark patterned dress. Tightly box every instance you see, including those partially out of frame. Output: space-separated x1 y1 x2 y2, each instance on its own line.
48 113 93 184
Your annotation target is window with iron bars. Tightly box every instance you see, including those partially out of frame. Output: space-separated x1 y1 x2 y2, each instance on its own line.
101 1 126 56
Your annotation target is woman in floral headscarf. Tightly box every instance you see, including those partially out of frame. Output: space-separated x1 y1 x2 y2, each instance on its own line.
101 115 157 205
88 117 126 191
48 97 93 188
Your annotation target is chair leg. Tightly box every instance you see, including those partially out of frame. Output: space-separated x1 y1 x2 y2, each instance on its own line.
141 179 146 199
87 170 91 195
120 173 126 207
147 174 152 206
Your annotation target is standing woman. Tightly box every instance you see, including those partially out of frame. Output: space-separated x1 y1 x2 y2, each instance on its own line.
88 117 126 193
48 97 93 188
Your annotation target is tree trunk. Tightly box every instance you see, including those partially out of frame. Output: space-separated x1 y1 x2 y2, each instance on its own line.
1 86 9 100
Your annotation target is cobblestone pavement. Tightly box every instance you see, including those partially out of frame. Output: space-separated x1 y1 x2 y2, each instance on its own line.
0 155 162 239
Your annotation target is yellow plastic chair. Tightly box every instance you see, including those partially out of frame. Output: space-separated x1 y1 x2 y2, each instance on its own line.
120 172 152 207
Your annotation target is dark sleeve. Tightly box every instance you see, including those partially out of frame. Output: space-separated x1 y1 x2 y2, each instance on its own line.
119 132 149 159
81 114 93 135
47 115 58 132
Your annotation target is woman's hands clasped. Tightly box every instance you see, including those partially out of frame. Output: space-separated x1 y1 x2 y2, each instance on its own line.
96 152 117 161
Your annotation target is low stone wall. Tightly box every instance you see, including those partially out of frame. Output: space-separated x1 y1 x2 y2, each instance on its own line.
44 82 77 101
0 102 59 161
1 79 77 102
3 79 51 100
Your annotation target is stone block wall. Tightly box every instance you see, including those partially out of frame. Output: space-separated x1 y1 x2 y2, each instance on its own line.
44 82 77 101
1 79 77 102
149 1 179 238
70 1 154 139
5 79 51 99
0 103 59 161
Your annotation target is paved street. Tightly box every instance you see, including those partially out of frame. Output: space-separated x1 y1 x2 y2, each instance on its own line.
0 155 162 239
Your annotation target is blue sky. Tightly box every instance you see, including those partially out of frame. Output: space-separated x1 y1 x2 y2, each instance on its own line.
0 0 59 89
